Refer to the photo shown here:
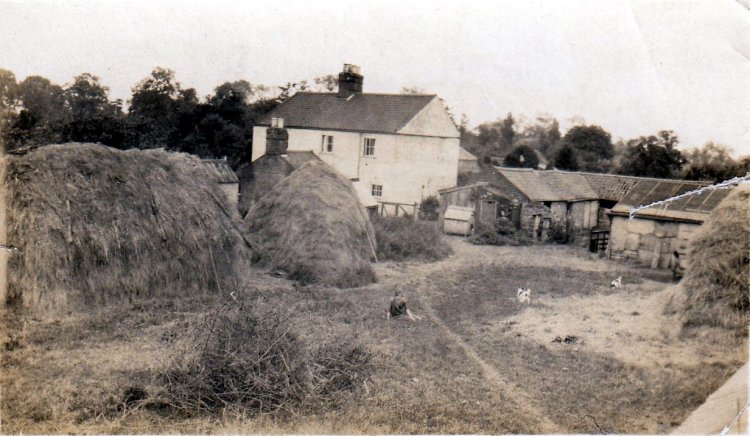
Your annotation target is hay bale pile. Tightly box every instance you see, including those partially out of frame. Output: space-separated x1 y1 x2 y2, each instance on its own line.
4 143 250 313
243 160 376 287
682 183 750 332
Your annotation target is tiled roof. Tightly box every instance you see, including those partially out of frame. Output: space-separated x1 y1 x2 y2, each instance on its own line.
202 159 238 183
257 92 435 133
495 167 598 201
610 179 726 222
282 151 321 168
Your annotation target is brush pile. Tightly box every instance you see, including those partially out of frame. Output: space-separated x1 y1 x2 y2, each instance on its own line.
3 143 250 314
158 295 371 416
681 183 750 333
243 160 376 287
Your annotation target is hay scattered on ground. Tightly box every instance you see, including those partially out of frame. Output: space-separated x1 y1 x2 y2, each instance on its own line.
243 160 376 287
682 183 750 332
3 143 250 314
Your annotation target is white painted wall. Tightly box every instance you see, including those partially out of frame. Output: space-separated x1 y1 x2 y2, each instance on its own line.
398 97 460 138
251 125 459 208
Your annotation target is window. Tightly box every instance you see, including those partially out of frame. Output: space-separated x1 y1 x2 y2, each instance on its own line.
371 184 383 197
363 137 376 156
321 135 333 152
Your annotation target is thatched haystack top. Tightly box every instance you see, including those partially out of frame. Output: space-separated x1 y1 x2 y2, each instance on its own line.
4 143 250 314
243 160 376 287
682 183 750 332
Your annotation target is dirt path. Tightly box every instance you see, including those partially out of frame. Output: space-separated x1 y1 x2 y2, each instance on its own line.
414 276 559 433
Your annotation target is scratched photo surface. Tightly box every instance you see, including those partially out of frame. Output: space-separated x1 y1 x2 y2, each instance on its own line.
1 0 748 434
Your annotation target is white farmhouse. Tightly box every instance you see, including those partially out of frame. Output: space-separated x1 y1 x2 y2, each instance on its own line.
251 64 460 215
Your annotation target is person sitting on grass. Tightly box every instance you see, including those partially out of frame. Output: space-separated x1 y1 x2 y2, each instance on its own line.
388 291 421 321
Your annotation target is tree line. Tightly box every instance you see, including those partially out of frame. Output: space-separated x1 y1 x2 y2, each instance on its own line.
2 66 748 181
461 113 750 182
0 68 339 166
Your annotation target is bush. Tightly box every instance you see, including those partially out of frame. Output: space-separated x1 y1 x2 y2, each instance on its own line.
418 196 440 221
372 215 452 261
548 222 571 244
468 222 531 246
156 298 371 416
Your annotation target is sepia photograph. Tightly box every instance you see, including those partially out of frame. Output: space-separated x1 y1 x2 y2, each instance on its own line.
1 0 748 434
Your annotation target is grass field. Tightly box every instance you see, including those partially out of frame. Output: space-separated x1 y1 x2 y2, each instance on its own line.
1 237 747 433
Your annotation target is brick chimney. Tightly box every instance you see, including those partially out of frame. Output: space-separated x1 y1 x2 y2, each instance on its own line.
266 117 288 156
338 64 363 98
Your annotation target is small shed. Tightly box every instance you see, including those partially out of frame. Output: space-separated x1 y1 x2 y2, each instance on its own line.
443 205 475 236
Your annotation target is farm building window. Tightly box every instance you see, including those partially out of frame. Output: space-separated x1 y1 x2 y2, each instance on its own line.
321 135 333 152
363 137 376 156
371 184 383 197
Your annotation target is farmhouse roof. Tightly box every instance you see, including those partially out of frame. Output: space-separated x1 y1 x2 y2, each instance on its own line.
609 179 726 223
495 167 598 201
257 92 436 134
282 150 321 168
202 159 238 184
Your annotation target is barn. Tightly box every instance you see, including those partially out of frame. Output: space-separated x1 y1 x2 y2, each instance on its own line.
607 179 727 269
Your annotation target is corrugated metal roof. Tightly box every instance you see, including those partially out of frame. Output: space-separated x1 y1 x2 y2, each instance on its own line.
581 173 644 202
444 205 474 221
202 159 238 183
257 92 435 134
610 179 727 222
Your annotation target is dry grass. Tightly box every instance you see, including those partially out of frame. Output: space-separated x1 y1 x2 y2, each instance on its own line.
243 160 376 287
3 143 250 315
1 240 746 434
681 183 750 333
371 215 452 261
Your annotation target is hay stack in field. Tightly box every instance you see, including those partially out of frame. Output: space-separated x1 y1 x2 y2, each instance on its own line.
243 160 376 287
3 143 251 314
682 183 750 332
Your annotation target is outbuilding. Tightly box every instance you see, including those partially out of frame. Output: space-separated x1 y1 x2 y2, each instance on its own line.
607 179 727 269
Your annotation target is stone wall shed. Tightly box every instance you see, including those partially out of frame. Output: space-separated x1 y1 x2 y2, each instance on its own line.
607 179 726 269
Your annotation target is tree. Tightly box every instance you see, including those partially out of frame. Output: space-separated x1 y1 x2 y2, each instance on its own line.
62 73 125 147
504 145 539 168
554 144 579 171
313 74 337 92
683 142 744 183
500 113 515 147
0 69 18 148
560 124 613 172
617 130 686 178
6 75 67 148
127 67 186 148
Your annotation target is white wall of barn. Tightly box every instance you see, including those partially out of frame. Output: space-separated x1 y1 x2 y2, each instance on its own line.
251 126 459 208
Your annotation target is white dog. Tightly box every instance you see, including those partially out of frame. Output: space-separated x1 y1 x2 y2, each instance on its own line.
517 288 531 304
610 276 622 289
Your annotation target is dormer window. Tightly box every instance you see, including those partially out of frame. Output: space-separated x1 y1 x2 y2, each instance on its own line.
321 135 334 153
363 137 376 156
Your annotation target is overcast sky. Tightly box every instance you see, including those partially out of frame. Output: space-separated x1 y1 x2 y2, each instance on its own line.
1 0 749 155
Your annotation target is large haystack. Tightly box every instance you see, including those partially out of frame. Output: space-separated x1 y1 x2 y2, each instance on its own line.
243 160 376 287
3 143 250 314
682 183 750 332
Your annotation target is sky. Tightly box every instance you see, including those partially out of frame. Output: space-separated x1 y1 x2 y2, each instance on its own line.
1 0 749 155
